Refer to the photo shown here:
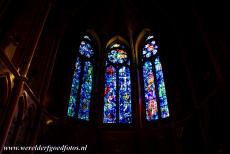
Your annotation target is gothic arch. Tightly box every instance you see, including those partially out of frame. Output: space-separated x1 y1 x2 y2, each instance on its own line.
103 36 133 124
136 29 170 122
67 30 100 121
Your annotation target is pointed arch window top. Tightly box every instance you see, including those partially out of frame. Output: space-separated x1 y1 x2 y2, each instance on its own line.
140 33 170 121
142 35 158 58
67 34 96 121
79 36 94 58
103 40 132 124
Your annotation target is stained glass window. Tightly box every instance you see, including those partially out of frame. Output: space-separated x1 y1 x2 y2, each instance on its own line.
118 66 132 123
155 57 169 118
108 49 128 64
143 61 158 120
78 61 93 120
103 42 132 123
67 57 81 117
67 35 95 121
141 35 169 121
103 66 117 123
67 33 169 124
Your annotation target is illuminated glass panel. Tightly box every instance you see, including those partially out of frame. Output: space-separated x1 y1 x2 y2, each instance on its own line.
142 34 170 121
67 58 81 117
142 37 158 58
67 35 95 121
104 42 133 124
111 43 120 48
79 40 93 58
118 66 132 123
108 49 127 64
127 60 130 66
78 61 93 120
155 57 169 118
146 35 154 40
143 61 158 120
103 66 117 123
84 35 91 41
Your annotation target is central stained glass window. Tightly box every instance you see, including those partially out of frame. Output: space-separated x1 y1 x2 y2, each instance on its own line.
103 42 132 123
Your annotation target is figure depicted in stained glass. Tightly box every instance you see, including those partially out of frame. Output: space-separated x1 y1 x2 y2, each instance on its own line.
103 66 117 123
103 42 132 124
143 61 158 120
119 66 132 123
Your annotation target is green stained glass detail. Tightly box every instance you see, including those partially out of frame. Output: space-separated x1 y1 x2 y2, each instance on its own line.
67 58 81 117
155 57 169 118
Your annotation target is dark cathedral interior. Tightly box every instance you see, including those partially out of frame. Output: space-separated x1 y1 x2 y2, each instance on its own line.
0 0 229 153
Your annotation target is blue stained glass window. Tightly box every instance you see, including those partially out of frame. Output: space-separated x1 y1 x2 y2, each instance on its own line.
119 66 132 123
103 42 132 124
67 35 95 121
141 35 170 121
103 66 117 123
143 61 158 120
155 57 169 118
79 40 93 58
78 61 93 120
67 58 81 117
